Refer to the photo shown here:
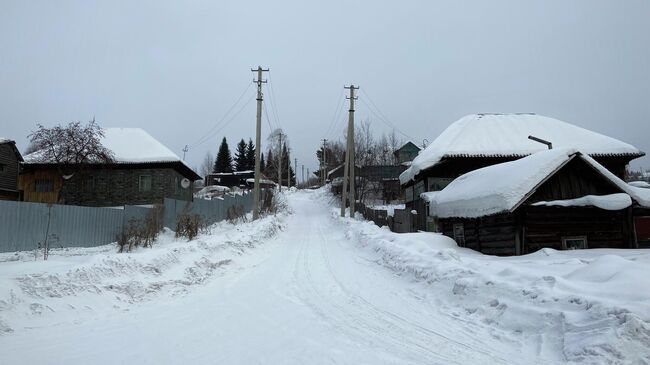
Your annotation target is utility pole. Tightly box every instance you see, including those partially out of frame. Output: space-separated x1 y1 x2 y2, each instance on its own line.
294 158 298 189
306 168 310 186
287 148 291 189
182 145 189 160
301 164 305 187
252 66 268 220
341 84 358 217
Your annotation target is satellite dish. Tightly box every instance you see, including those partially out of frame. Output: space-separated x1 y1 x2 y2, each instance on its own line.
181 178 191 189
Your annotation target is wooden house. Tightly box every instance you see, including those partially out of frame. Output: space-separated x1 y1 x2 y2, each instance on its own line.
20 128 200 207
0 139 23 201
425 149 650 256
401 113 645 230
205 170 255 188
393 141 421 165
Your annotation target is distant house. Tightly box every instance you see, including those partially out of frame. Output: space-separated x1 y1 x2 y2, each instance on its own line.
0 139 23 201
401 113 645 230
425 149 650 255
20 128 200 207
393 141 421 165
205 170 254 188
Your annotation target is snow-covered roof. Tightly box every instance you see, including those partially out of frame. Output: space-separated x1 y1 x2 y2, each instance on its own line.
23 128 200 179
531 193 632 211
400 113 644 184
0 138 11 144
428 148 650 218
629 181 650 189
24 128 183 164
208 170 254 176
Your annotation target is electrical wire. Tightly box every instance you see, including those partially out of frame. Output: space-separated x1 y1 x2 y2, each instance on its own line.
189 82 253 149
359 89 417 141
191 92 257 149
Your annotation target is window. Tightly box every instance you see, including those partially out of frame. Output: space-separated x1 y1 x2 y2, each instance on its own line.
414 181 425 199
34 179 54 192
139 175 152 192
453 223 465 246
0 164 5 173
427 177 453 191
562 236 588 250
405 186 414 203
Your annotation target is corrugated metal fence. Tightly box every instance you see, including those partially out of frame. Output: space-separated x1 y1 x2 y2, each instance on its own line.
0 193 253 253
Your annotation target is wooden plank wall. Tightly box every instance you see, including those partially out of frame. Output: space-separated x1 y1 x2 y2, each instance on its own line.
522 206 629 252
441 213 517 256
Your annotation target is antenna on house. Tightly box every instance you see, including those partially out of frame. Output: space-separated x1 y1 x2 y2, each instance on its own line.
528 135 553 149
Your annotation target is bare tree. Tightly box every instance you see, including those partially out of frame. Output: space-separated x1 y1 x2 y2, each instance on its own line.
28 119 114 202
28 120 114 166
200 151 214 177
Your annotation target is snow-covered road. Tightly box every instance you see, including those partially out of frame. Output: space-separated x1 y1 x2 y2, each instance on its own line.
1 191 537 364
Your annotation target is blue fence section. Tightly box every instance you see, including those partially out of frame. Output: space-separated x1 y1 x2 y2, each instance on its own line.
0 193 254 253
163 193 253 230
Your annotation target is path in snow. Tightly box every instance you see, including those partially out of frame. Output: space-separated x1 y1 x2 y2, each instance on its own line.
2 191 538 364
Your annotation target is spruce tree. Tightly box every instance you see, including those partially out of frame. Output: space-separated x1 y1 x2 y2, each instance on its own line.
213 137 233 173
234 139 248 171
245 138 255 170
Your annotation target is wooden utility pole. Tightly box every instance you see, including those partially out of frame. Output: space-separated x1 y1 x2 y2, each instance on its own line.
341 84 358 217
252 66 268 220
301 164 305 186
287 148 291 189
294 158 298 188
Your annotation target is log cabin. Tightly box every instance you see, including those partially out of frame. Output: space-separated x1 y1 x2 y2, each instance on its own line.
19 128 200 207
0 139 23 201
423 149 650 255
400 113 645 230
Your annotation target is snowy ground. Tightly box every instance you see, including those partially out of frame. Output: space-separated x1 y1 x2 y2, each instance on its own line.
1 189 649 364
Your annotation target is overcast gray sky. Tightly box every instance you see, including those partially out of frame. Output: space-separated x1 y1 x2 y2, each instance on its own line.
2 0 649 175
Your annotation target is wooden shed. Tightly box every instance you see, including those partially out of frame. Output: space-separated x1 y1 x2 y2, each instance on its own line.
428 149 650 255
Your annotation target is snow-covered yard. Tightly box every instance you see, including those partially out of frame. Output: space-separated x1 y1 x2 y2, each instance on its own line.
0 189 648 364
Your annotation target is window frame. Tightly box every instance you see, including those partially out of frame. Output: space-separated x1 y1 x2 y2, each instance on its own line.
561 236 588 250
139 175 152 192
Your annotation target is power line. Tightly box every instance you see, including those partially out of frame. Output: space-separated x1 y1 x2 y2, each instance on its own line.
191 92 257 149
266 71 283 130
323 88 345 139
359 88 417 142
358 98 417 142
189 82 253 148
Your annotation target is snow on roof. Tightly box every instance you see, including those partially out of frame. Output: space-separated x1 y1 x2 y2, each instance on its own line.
0 138 12 144
629 181 650 189
24 128 183 164
208 170 254 176
531 193 632 211
429 148 578 218
428 148 650 218
400 113 643 184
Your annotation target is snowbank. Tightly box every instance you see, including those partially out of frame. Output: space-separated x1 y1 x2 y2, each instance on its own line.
336 212 650 363
400 113 642 184
531 193 632 210
0 211 287 335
